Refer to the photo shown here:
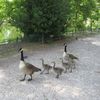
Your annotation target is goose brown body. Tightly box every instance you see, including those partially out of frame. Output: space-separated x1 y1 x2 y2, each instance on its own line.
40 58 52 74
19 61 41 75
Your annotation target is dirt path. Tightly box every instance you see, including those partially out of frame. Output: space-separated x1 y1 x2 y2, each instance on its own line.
0 35 100 100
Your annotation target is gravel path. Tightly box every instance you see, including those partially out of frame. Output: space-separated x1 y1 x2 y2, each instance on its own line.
0 35 100 100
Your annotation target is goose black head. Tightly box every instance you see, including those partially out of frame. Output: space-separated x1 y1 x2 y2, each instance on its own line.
64 43 67 47
18 48 23 52
18 48 28 59
64 43 67 52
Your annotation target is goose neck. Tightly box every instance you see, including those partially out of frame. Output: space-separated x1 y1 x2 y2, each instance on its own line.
64 45 67 52
20 51 24 61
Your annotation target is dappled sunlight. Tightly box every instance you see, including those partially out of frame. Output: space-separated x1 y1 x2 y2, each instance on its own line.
81 36 100 47
0 69 5 80
7 0 14 2
71 87 81 96
43 82 82 97
92 41 100 46
56 85 81 97
82 37 94 41
0 34 100 99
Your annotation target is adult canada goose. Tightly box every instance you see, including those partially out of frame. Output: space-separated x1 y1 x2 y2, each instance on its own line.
60 58 72 73
40 58 52 74
19 48 41 81
63 43 78 61
63 43 78 69
52 61 64 78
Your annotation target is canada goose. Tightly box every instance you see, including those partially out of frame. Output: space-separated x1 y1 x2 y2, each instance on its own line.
19 48 41 81
63 43 78 61
63 43 68 61
40 58 52 74
60 58 72 73
52 61 64 78
63 43 78 69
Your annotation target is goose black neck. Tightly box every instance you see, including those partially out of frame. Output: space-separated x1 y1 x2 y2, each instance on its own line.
64 45 67 52
20 51 24 61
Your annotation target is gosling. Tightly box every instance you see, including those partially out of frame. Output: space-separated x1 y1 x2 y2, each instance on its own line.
40 58 52 74
52 61 64 78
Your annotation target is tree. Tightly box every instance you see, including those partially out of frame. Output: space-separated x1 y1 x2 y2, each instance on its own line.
0 0 99 42
6 0 69 42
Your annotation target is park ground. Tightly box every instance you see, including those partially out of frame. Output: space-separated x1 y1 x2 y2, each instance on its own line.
0 35 100 100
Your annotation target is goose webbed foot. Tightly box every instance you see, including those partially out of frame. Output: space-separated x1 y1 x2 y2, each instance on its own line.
28 74 32 81
20 74 26 81
28 78 32 81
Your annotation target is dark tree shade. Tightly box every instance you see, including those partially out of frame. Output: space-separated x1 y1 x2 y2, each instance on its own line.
6 0 69 41
0 0 99 42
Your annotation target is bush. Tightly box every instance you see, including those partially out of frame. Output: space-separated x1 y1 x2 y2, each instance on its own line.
0 22 23 43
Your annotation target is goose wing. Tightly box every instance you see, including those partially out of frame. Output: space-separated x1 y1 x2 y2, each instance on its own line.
68 54 78 60
25 63 41 71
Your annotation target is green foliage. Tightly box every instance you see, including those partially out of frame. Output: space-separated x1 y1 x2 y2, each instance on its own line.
0 21 23 43
0 0 99 42
7 0 69 41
